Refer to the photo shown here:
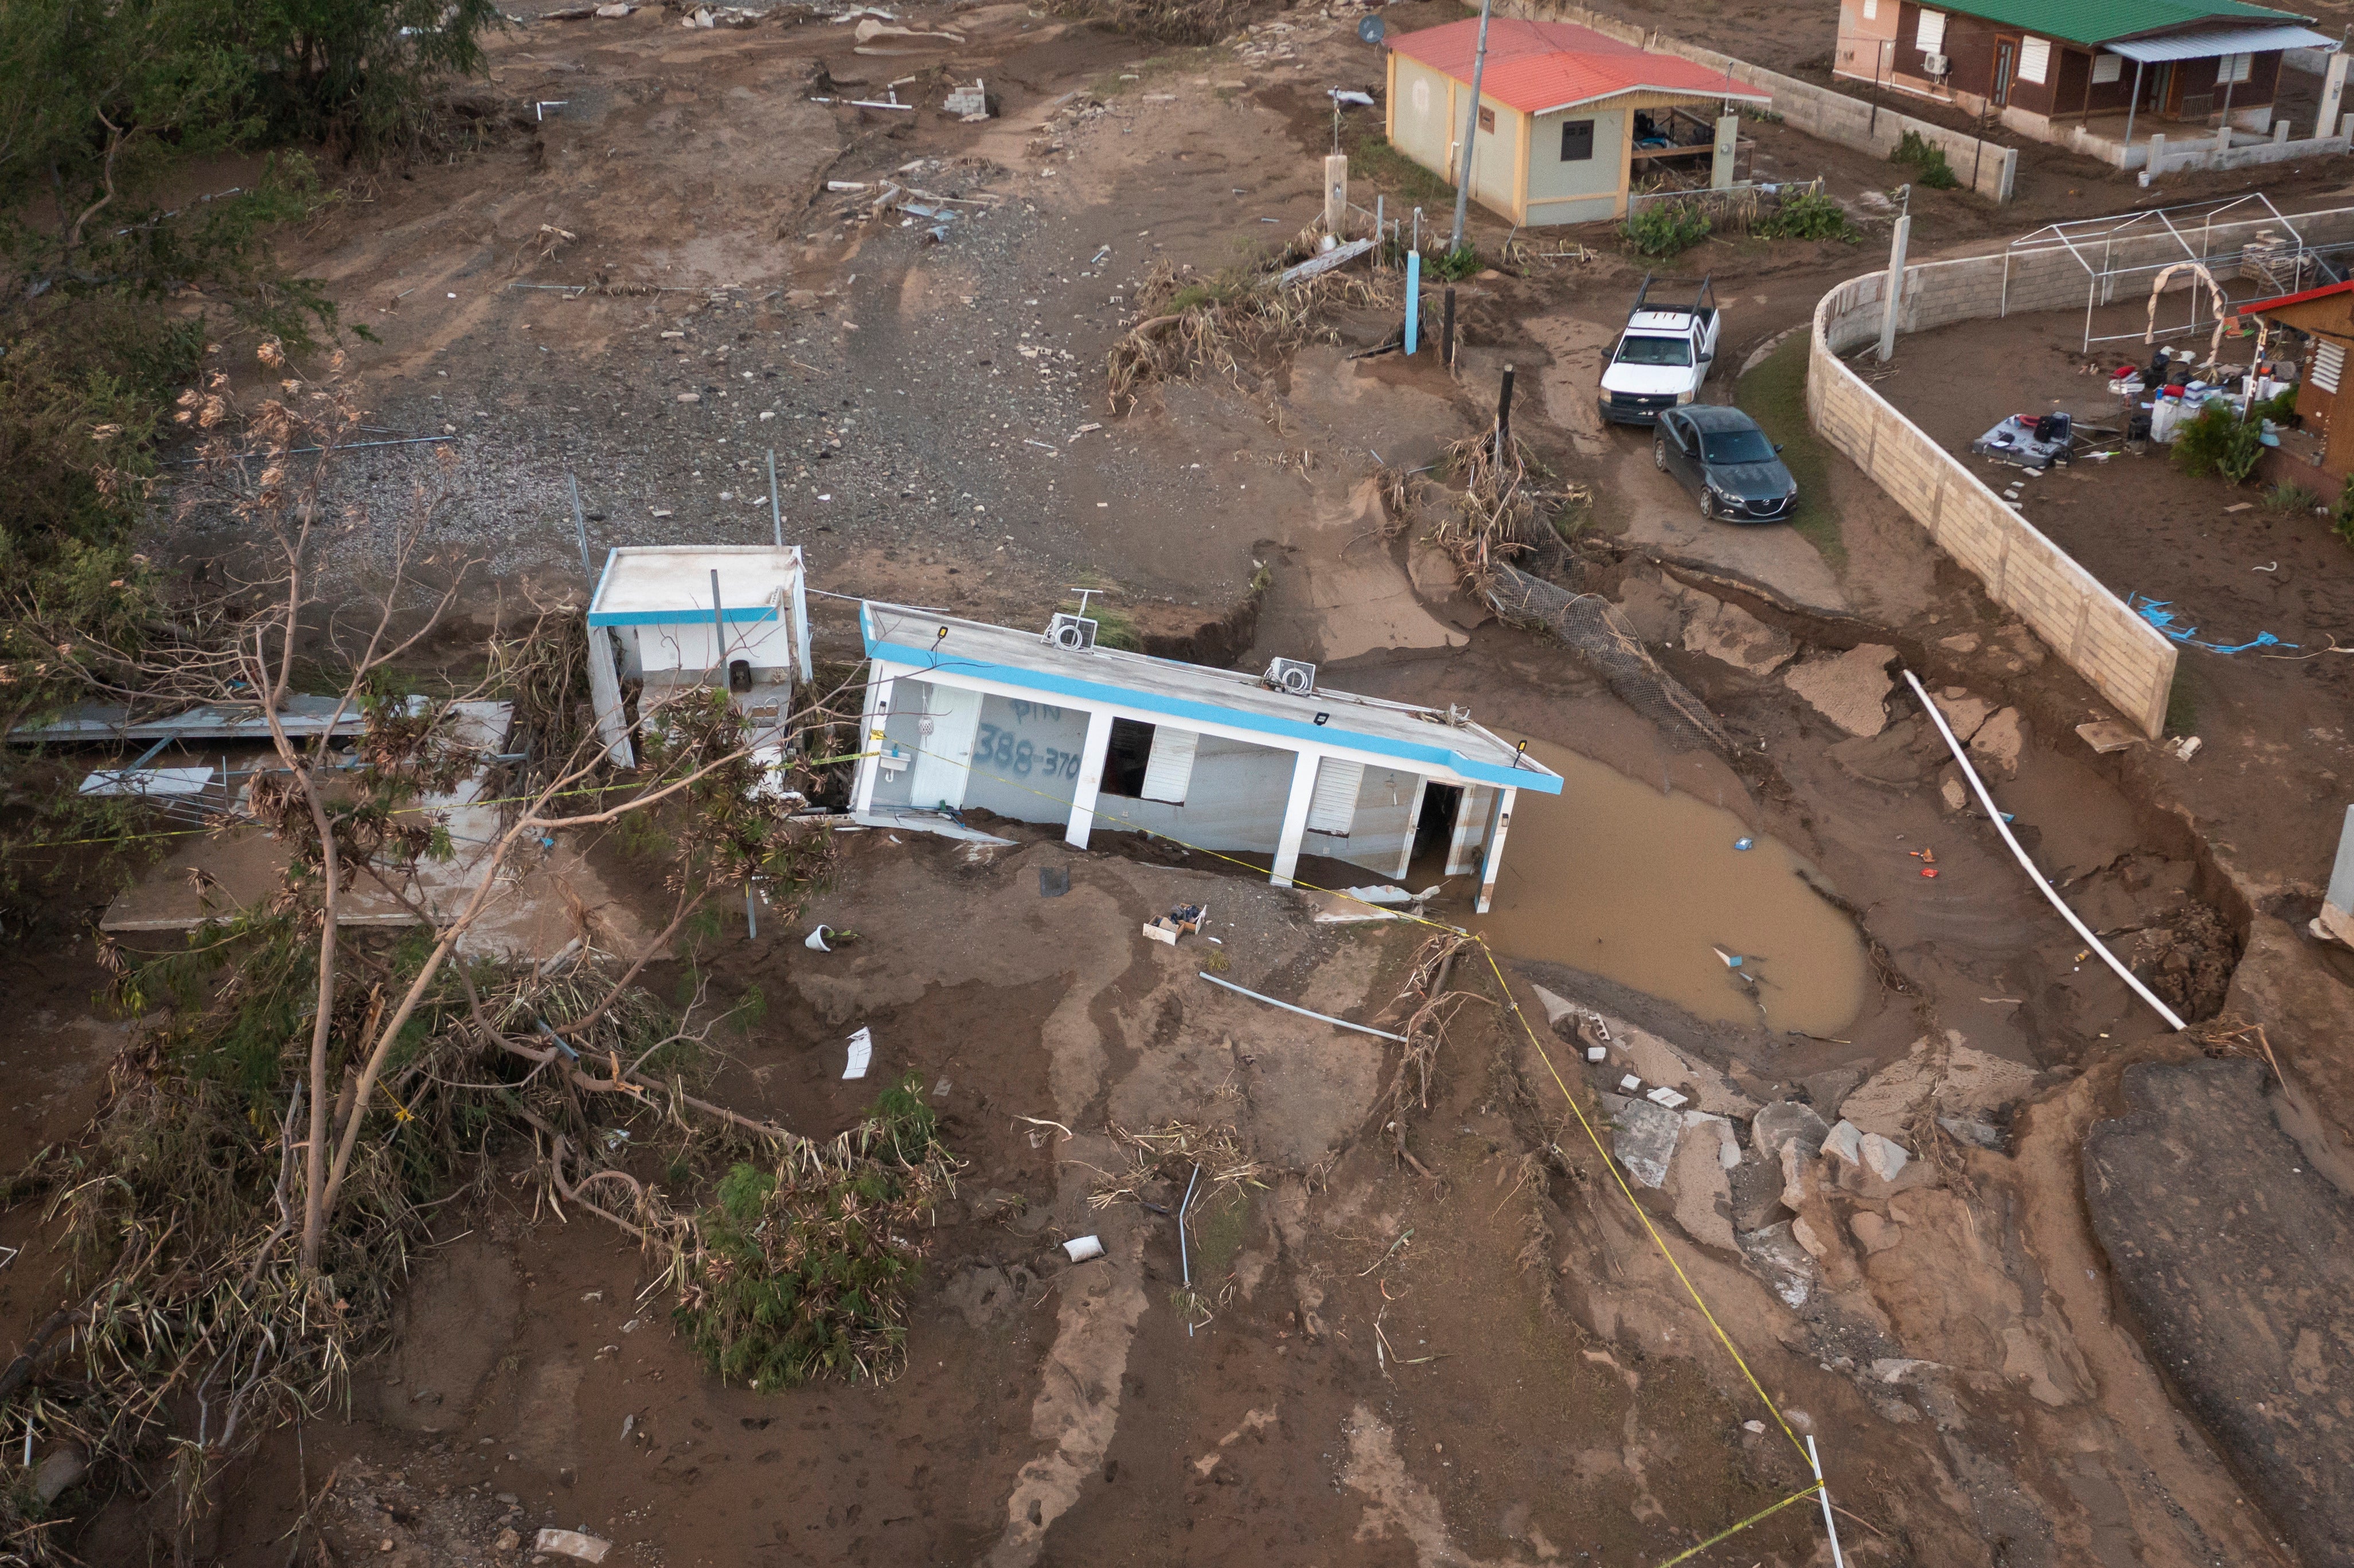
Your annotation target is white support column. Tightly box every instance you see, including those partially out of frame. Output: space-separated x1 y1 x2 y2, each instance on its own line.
1395 776 1429 879
850 672 890 816
1445 785 1489 875
1474 787 1517 914
1876 214 1910 363
1270 749 1321 889
585 625 635 771
2322 52 2352 143
1063 708 1117 850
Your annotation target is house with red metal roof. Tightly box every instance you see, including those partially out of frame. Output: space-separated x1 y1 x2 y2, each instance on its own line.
1382 19 1771 226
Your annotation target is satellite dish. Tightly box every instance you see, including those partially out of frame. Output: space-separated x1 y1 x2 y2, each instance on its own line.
1357 14 1386 44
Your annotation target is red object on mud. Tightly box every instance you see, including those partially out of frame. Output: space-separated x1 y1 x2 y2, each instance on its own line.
1920 867 1939 878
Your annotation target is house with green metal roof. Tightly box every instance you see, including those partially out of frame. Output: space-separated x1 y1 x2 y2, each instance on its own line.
1832 0 2340 163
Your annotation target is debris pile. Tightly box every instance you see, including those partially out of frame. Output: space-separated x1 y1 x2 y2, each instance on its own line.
1106 257 1396 412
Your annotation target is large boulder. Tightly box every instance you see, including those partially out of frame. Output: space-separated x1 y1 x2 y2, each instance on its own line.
1750 1100 1830 1163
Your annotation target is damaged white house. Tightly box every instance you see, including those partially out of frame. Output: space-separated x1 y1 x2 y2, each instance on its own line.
586 545 813 768
850 603 1561 912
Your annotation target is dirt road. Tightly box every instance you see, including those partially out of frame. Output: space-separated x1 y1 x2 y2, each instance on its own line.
8 2 2347 1565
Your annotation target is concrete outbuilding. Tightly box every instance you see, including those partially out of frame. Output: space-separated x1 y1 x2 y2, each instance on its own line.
586 545 813 768
850 603 1562 911
1383 19 1770 225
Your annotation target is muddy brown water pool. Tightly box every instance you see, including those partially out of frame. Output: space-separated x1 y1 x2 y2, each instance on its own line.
1471 738 1871 1036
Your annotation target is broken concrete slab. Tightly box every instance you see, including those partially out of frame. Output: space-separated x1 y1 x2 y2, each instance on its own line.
1782 643 1897 737
1607 1095 1683 1189
1665 1120 1737 1251
1967 706 2028 776
1930 686 1995 742
1750 1100 1829 1163
1938 766 1969 813
2075 719 2142 754
1820 1118 1864 1170
1798 1066 1864 1116
1860 1132 1910 1183
1680 593 1796 677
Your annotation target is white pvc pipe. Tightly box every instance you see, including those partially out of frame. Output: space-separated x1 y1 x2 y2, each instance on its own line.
1902 669 2187 1032
1196 972 1410 1042
1807 1437 1846 1568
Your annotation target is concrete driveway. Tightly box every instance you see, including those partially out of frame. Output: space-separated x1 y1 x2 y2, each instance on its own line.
1602 425 1852 613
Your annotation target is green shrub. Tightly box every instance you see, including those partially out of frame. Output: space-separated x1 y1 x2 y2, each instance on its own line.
2261 481 2317 513
1622 201 1712 259
2250 384 2300 425
2170 403 2265 484
2333 476 2354 545
674 1076 958 1390
1756 186 1859 243
1891 130 1961 190
1431 244 1482 280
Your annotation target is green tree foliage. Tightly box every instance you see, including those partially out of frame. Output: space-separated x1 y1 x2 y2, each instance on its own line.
0 0 498 925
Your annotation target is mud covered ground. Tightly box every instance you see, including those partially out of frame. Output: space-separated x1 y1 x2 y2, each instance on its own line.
10 1 2354 1565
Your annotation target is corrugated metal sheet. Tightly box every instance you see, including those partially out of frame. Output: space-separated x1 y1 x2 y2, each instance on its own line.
2105 22 2333 57
1916 0 2309 48
1384 18 1770 116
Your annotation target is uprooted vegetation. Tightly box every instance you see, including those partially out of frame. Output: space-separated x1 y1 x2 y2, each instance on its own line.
1106 254 1402 412
0 357 918 1562
674 1076 960 1389
1381 428 1592 595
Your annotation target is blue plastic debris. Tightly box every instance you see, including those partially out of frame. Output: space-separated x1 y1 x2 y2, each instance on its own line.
1733 836 1755 851
2129 593 2297 655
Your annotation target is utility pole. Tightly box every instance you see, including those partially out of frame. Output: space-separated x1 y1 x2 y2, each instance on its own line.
1448 0 1496 256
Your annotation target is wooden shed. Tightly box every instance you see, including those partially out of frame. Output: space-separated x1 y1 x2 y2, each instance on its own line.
1383 19 1770 226
2240 277 2354 492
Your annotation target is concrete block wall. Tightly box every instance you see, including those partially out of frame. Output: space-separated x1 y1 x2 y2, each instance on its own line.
1496 0 2017 200
1808 271 2178 738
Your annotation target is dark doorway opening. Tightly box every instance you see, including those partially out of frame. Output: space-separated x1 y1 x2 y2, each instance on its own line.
1412 783 1461 862
1100 718 1155 798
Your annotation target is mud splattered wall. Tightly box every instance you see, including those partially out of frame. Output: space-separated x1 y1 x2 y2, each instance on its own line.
955 694 1422 874
1809 266 2178 738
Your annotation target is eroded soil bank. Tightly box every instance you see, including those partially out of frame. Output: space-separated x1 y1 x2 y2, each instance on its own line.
8 0 2354 1563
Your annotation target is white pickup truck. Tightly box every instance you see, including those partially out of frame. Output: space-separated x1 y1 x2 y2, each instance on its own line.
1598 275 1721 427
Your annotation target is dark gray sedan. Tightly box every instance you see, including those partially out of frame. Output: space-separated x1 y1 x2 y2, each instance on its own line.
1651 406 1798 523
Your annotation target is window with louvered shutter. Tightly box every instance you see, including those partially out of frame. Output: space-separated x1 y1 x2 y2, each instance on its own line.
2314 339 2344 394
1140 729 1198 803
1306 758 1364 835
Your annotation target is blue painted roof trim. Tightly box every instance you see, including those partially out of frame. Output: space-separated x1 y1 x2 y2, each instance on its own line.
589 606 781 627
864 627 1563 795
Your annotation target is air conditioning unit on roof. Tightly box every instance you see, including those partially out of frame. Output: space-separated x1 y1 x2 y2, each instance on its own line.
1044 612 1097 651
1263 657 1317 695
